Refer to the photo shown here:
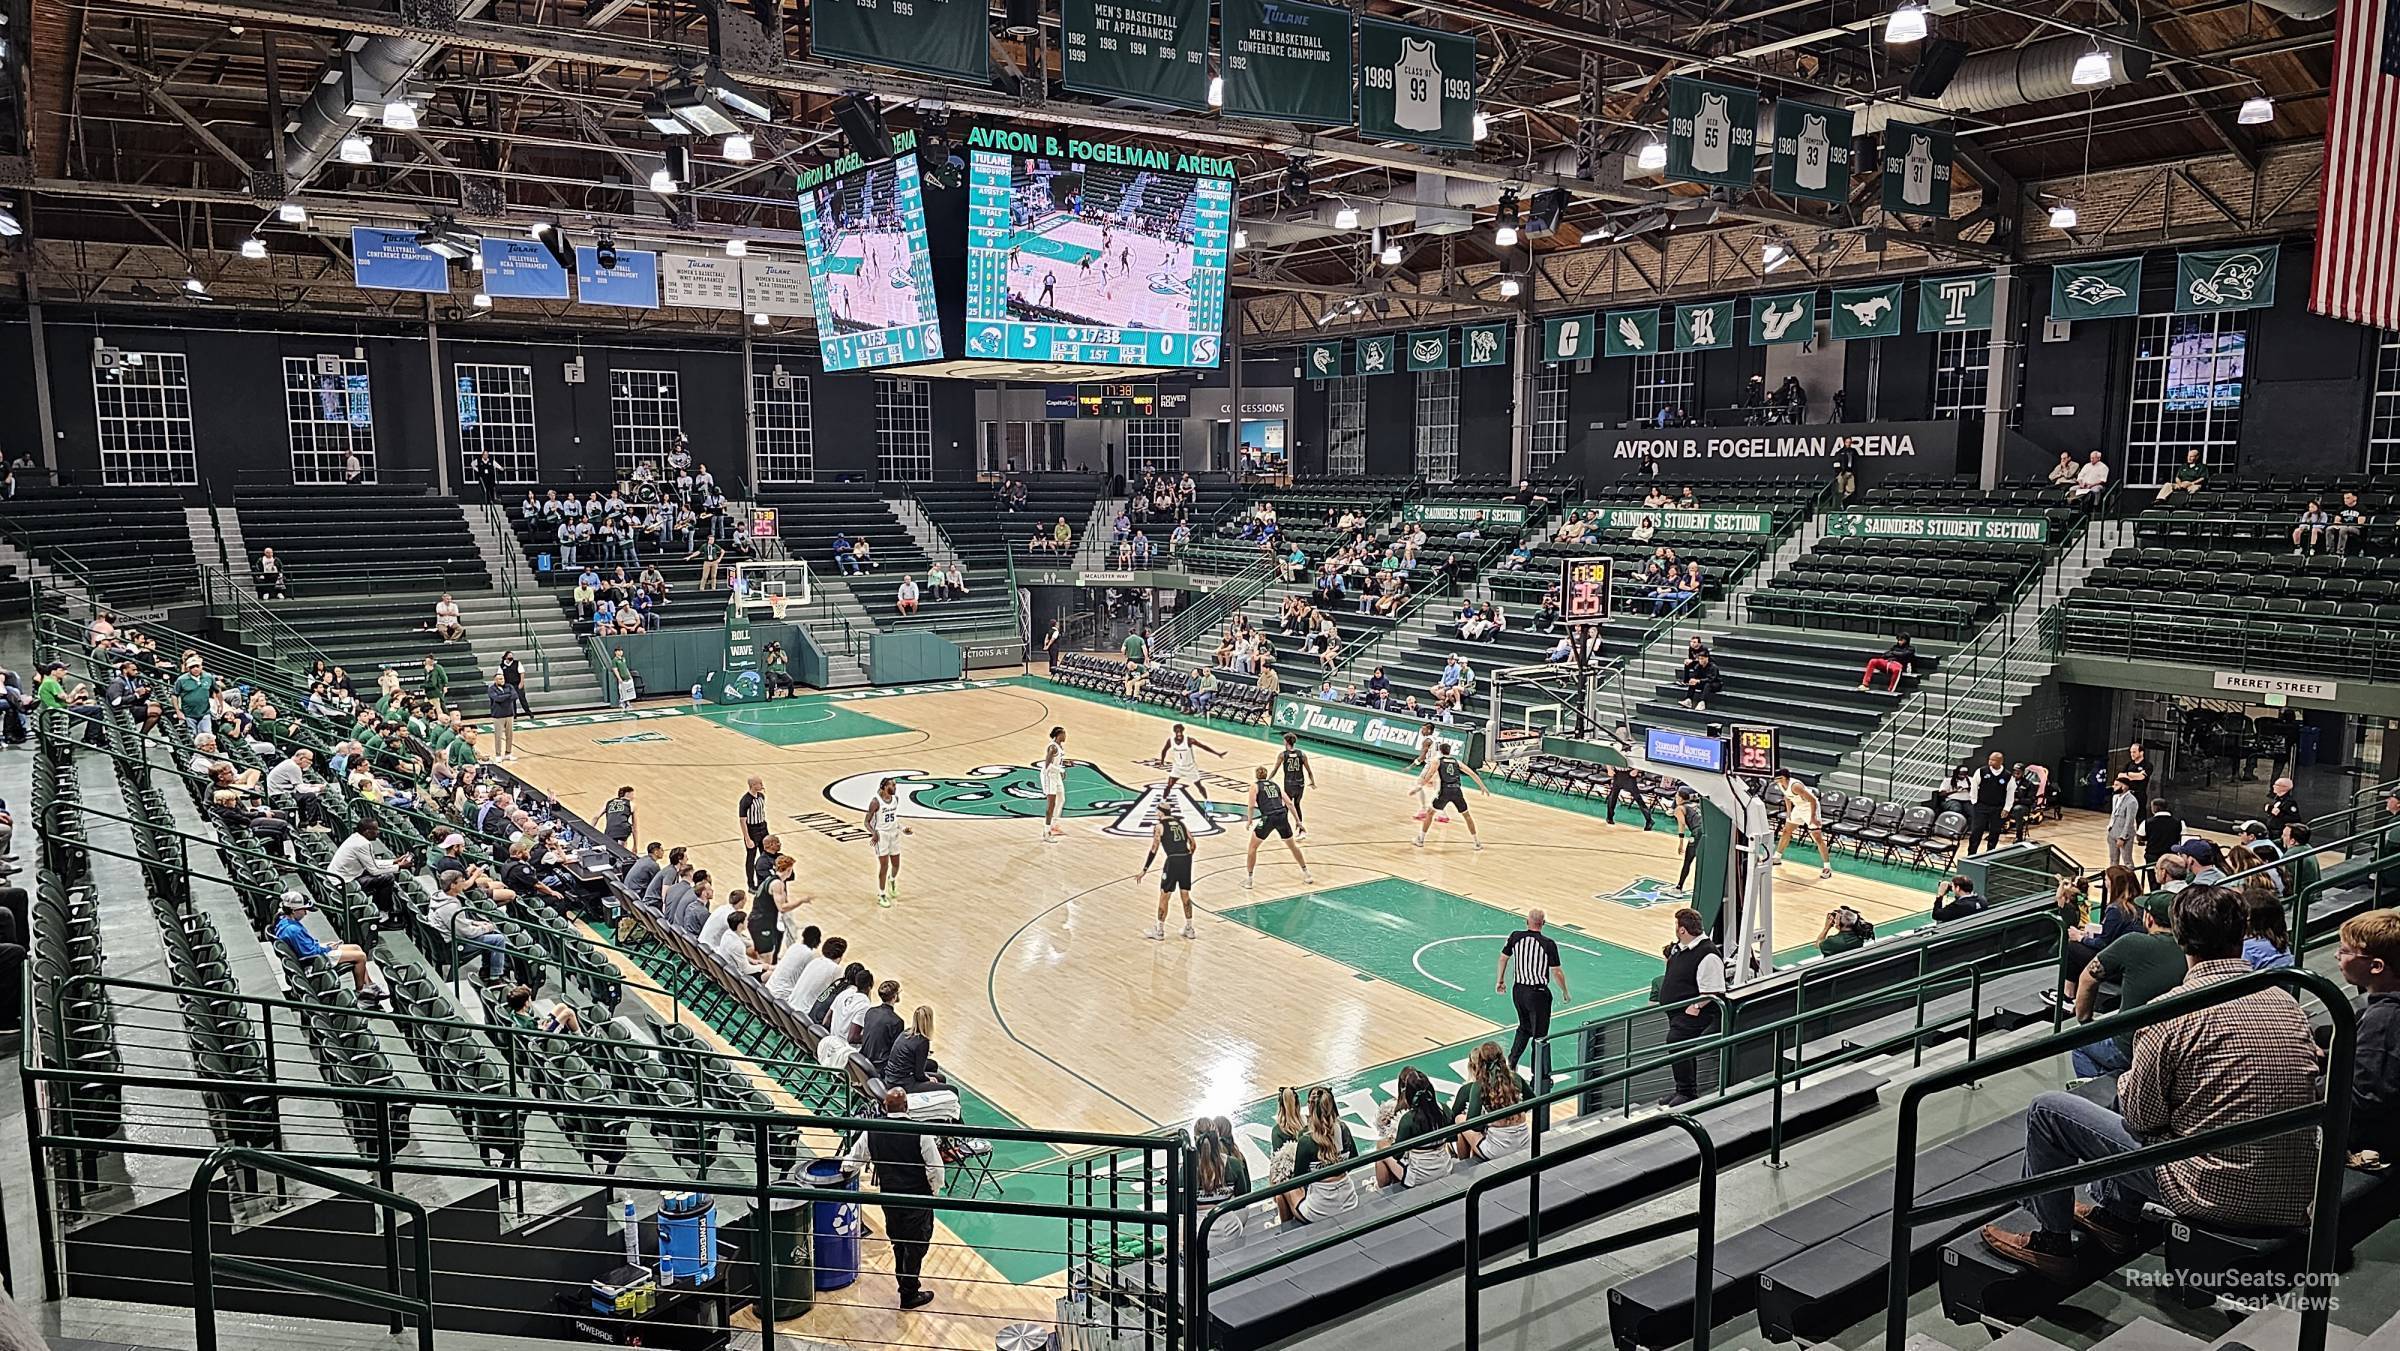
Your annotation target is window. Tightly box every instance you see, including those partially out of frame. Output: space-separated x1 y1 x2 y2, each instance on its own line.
980 420 1064 473
610 369 682 477
1325 376 1366 478
1931 329 1991 422
2372 332 2400 476
454 363 539 483
1530 366 1569 473
283 357 376 485
1126 417 1182 477
876 376 933 481
94 353 197 486
1413 369 1459 482
1630 352 1697 424
754 371 814 483
2126 311 2247 486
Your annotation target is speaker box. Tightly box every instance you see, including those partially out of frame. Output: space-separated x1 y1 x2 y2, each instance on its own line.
1526 189 1567 237
1906 39 1968 99
831 95 893 162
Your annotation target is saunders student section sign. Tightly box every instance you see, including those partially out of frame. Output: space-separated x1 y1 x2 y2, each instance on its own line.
1580 421 1964 487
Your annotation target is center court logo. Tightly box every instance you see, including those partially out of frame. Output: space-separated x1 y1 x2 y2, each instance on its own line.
823 763 1243 838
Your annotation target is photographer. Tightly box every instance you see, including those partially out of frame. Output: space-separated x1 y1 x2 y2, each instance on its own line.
1814 906 1875 957
1931 874 1988 923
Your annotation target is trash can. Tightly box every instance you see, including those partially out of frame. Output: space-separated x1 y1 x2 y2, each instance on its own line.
2296 725 2323 767
752 1195 814 1321
804 1159 862 1292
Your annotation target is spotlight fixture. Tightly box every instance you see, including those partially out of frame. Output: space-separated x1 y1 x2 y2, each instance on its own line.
2047 202 2079 229
415 221 482 260
1208 74 1223 107
0 207 19 238
1233 226 1248 249
1334 203 1360 230
726 238 748 257
1884 2 1928 42
473 292 492 309
1283 159 1311 209
2071 45 2112 86
1002 0 1041 38
537 224 573 271
470 249 486 271
240 236 267 260
1636 136 1668 171
722 132 754 161
2238 95 2274 125
184 276 208 295
381 98 418 131
278 202 307 224
1498 275 1521 299
1762 234 1792 272
596 232 619 271
1494 190 1521 248
703 71 772 121
1381 236 1402 266
664 84 740 137
1472 110 1490 141
337 134 373 165
753 312 770 326
651 144 690 195
641 94 688 136
529 221 552 238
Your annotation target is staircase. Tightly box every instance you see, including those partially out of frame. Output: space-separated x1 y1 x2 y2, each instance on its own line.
185 504 236 575
888 493 957 566
458 505 609 709
799 582 875 686
1074 496 1122 572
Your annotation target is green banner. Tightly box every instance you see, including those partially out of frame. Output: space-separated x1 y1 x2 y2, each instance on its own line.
810 0 988 81
1062 0 1211 108
1830 283 1903 339
1272 692 1483 763
1916 273 1995 331
1542 314 1596 363
1356 334 1397 375
1460 322 1510 367
1749 290 1817 345
1358 18 1476 149
1406 328 1451 371
1593 507 1774 535
1603 307 1662 357
702 598 768 703
1665 76 1759 189
1220 0 1352 126
1300 339 1344 380
1674 301 1733 351
1824 511 2050 544
1401 500 1530 527
2050 256 2143 321
1880 120 1953 219
1770 99 1854 204
2175 244 2278 313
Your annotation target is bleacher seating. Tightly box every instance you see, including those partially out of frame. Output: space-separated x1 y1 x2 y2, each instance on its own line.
1635 630 1950 778
911 474 1105 565
0 488 194 608
1749 535 2044 639
501 491 746 634
1049 651 1274 723
2131 476 2394 553
2063 545 2400 681
755 483 1019 646
234 485 491 595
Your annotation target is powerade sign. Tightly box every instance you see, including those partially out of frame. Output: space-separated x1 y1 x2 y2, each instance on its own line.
1643 726 1728 775
1272 695 1480 763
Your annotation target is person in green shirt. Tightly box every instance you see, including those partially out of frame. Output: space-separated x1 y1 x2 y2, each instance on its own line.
611 648 636 710
1814 906 1874 957
171 657 217 736
2153 447 2208 502
2281 821 2322 902
692 536 725 592
422 654 449 710
2070 891 2186 1076
1122 629 1147 665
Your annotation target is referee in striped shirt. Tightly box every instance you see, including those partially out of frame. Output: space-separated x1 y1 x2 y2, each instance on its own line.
1496 910 1569 1078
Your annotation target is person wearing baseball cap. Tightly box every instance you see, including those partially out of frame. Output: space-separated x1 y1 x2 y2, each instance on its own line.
269 893 383 1003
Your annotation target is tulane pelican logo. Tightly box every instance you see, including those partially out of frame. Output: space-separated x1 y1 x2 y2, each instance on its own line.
824 763 1244 838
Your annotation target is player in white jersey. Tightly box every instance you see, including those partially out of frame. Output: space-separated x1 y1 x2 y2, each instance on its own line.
1901 133 1935 207
866 776 912 904
1039 725 1069 841
1771 768 1834 879
1405 721 1441 813
1158 723 1227 799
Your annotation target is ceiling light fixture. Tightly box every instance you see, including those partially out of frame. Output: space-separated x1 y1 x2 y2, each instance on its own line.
1884 2 1928 43
337 134 373 165
529 221 552 237
415 221 482 260
278 202 307 224
1381 237 1402 266
473 292 492 309
722 132 754 161
1581 223 1613 245
726 238 749 257
2071 45 2113 86
1494 190 1522 248
641 94 688 136
1763 239 1792 272
1472 110 1490 141
183 276 207 295
1498 275 1521 299
664 84 741 137
1233 226 1248 249
1208 75 1223 107
753 312 769 326
240 236 267 260
381 98 418 131
1334 203 1360 230
2048 202 2079 229
596 232 619 271
2238 95 2274 125
1637 136 1668 171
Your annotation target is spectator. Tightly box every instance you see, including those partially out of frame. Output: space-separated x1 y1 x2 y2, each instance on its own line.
2068 892 2183 1077
896 576 920 616
485 674 520 763
432 594 464 643
2106 775 2140 869
1449 1041 1531 1161
1858 635 1917 693
503 983 580 1035
880 1004 945 1093
2142 798 2183 867
1373 1068 1455 1191
2067 451 2110 502
211 788 295 859
765 924 824 1003
1931 874 1988 922
2282 822 2321 900
2293 499 2331 556
1676 649 1722 712
853 537 876 571
2046 451 2080 489
272 894 384 1002
1814 906 1874 957
2328 491 2372 557
788 935 849 1016
2242 893 2294 970
2262 776 2303 837
2336 909 2400 1164
2154 448 2208 501
841 1087 942 1309
264 748 331 830
832 531 860 575
1187 665 1217 716
1273 1086 1360 1226
171 655 218 738
861 979 906 1065
610 649 636 711
431 870 512 983
1658 906 1723 1106
256 547 288 599
329 816 412 929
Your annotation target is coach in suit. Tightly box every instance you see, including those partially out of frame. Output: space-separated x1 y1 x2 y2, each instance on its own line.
842 1088 942 1310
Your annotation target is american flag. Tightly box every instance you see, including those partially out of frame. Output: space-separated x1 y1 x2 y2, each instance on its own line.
2310 0 2400 330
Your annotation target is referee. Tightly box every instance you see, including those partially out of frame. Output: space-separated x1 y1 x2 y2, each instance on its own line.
1496 911 1569 1078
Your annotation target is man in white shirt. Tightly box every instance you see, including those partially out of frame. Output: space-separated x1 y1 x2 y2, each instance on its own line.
787 936 849 1017
766 924 823 1002
2068 451 2111 501
328 817 413 928
264 748 330 830
710 899 761 974
825 967 874 1045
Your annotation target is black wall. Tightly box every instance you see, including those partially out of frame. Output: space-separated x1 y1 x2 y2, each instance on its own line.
1457 364 1513 478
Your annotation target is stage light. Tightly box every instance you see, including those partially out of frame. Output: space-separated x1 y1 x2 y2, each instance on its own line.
1381 237 1402 266
1233 226 1247 249
753 312 769 325
416 222 482 260
2048 203 2079 229
1637 137 1667 171
338 134 373 165
1498 275 1521 298
1334 203 1359 230
596 232 619 270
2072 45 2112 86
240 236 266 260
1494 190 1521 248
1473 110 1490 140
0 208 19 238
722 132 754 161
1884 2 1927 42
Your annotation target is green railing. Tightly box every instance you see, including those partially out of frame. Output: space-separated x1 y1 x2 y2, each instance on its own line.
1150 554 1278 654
189 1147 435 1351
196 563 332 674
2058 598 2400 685
1839 605 2067 800
476 500 554 693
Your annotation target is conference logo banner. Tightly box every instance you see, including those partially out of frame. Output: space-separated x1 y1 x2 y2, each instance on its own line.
1825 512 2051 544
1770 99 1854 204
1301 339 1344 379
575 246 660 309
351 227 451 294
477 238 568 300
1665 76 1759 190
1406 328 1451 371
1358 18 1477 149
1675 301 1733 351
1880 120 1953 219
1460 322 1510 367
1356 333 1398 375
810 0 988 82
2049 256 2143 322
2176 244 2278 313
1542 314 1596 363
1062 0 1211 109
1916 273 1995 331
1221 0 1353 126
1400 500 1530 527
1830 283 1902 340
1594 507 1774 535
1603 307 1662 358
1748 290 1817 345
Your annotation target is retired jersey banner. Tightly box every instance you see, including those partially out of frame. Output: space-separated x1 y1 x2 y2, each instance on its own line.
1062 0 1211 109
1830 283 1903 339
1770 99 1854 204
2176 244 2279 313
1880 120 1953 218
2049 256 2143 321
1666 77 1759 189
1603 308 1662 358
1220 0 1352 126
1674 301 1734 351
1405 329 1451 371
1917 273 1996 331
1300 339 1344 380
1358 18 1476 149
1826 511 2050 544
811 0 988 80
1355 333 1398 376
1749 290 1817 345
1459 322 1510 367
1542 313 1597 363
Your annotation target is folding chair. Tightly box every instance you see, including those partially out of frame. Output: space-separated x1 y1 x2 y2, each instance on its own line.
941 1135 1005 1198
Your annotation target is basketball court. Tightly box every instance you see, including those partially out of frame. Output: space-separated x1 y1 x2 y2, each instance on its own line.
1007 217 1195 329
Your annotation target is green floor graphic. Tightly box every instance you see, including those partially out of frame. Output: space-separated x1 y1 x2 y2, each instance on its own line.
696 698 907 746
1010 230 1102 266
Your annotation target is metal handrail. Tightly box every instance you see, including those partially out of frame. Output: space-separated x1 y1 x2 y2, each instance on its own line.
189 1146 435 1351
476 500 553 692
1843 605 2067 799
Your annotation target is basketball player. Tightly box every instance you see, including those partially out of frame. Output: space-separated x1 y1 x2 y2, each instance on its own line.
1243 766 1315 889
1039 725 1069 841
1137 797 1199 940
1772 768 1834 879
1414 744 1489 850
1406 721 1441 815
866 776 912 904
1039 270 1058 307
1158 723 1228 799
1276 732 1316 839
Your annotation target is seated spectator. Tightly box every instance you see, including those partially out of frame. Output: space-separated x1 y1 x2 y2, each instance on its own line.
880 1003 946 1093
1859 635 1917 693
211 788 294 859
1677 650 1723 712
788 935 849 1015
1053 517 1073 552
2046 451 2079 488
272 894 384 1002
2068 892 2184 1078
256 547 288 599
431 593 465 643
2067 451 2111 502
2153 448 2208 501
1981 886 2320 1278
1544 633 1573 663
35 663 113 748
2293 499 2331 556
896 576 920 616
2328 491 2372 557
1629 515 1657 544
2242 892 2294 970
711 895 762 974
832 531 859 575
265 748 331 830
945 561 969 597
2338 910 2400 1164
503 983 580 1034
1373 1068 1455 1190
1450 1041 1531 1160
1931 874 1988 922
852 537 875 571
1187 665 1217 716
430 870 512 983
1676 485 1698 508
1273 1086 1360 1225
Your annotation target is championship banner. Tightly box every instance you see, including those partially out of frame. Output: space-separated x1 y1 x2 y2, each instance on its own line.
2049 257 2143 322
659 253 744 311
1062 0 1211 109
1406 328 1451 371
575 246 659 309
1560 557 1611 620
1830 284 1902 339
1401 500 1529 527
2176 244 2278 313
1665 77 1759 190
351 227 451 294
1301 339 1344 380
810 0 989 81
1675 301 1733 351
477 238 569 300
1593 507 1774 535
1358 18 1476 149
1219 0 1352 126
1880 120 1954 218
1748 290 1817 345
1272 693 1481 763
1825 511 2051 544
1356 334 1398 375
1542 313 1597 362
1602 308 1662 358
1917 273 1996 331
1770 99 1853 204
741 258 815 318
1460 322 1510 367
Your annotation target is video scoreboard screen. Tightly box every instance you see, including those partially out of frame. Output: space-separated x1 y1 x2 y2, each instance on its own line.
796 151 943 372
